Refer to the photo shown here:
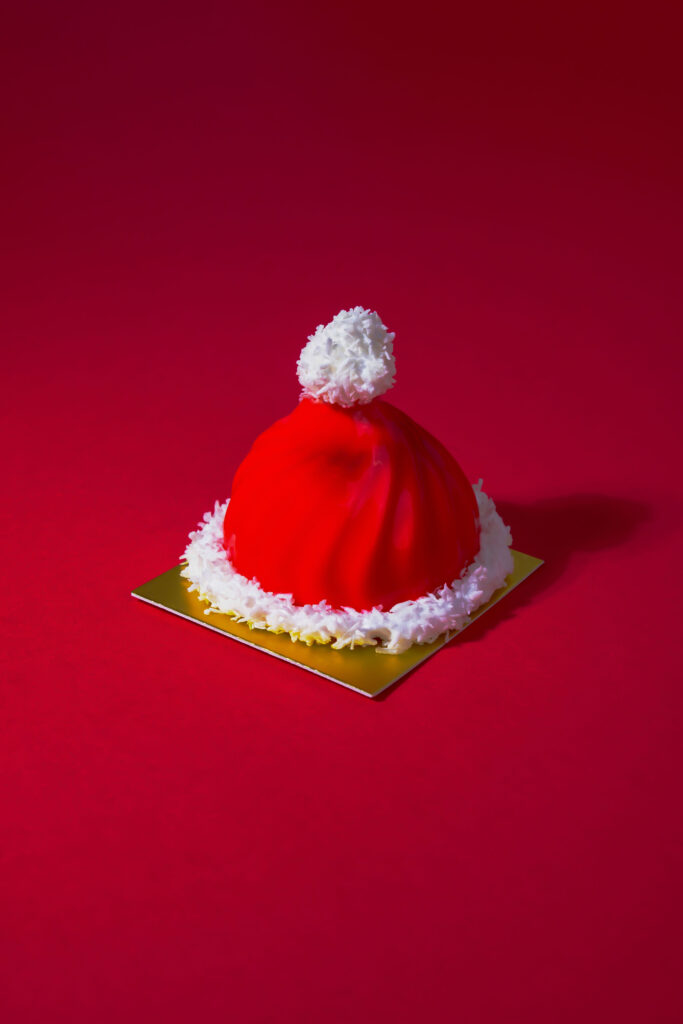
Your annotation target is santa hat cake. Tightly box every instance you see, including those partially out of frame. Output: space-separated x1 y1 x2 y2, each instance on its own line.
182 307 513 653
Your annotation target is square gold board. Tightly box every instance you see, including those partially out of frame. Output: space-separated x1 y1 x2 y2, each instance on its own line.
131 551 543 698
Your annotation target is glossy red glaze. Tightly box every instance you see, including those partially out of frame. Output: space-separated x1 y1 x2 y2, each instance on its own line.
223 397 480 611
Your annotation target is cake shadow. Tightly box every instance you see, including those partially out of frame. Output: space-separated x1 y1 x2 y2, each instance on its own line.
442 492 651 651
375 493 651 696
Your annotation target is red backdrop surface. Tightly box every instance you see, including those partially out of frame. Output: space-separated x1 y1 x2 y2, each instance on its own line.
2 2 682 1021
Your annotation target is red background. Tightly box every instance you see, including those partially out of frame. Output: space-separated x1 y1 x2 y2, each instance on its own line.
3 2 682 1021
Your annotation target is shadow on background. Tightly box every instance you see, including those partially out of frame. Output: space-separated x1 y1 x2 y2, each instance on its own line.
446 493 652 651
376 494 651 696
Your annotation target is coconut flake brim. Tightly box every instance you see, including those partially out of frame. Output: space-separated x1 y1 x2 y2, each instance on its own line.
180 483 513 655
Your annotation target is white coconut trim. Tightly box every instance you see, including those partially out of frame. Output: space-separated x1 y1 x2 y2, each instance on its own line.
297 306 396 407
180 483 513 655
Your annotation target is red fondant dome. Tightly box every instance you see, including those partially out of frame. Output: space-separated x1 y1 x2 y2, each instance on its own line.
223 397 480 611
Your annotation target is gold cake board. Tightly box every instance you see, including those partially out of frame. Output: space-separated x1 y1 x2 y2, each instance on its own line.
131 551 543 698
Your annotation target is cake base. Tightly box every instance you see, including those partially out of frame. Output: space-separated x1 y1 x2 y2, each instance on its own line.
131 550 543 698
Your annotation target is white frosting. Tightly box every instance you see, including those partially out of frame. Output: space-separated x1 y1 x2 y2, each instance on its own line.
180 483 513 654
297 307 396 407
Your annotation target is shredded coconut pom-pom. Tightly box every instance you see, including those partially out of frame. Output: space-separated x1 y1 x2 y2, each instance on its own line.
180 483 513 654
297 306 396 407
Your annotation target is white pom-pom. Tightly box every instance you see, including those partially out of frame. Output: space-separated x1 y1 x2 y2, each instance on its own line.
297 307 396 407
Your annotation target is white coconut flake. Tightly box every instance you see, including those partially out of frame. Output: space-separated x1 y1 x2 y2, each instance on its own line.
297 306 396 407
180 483 513 654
